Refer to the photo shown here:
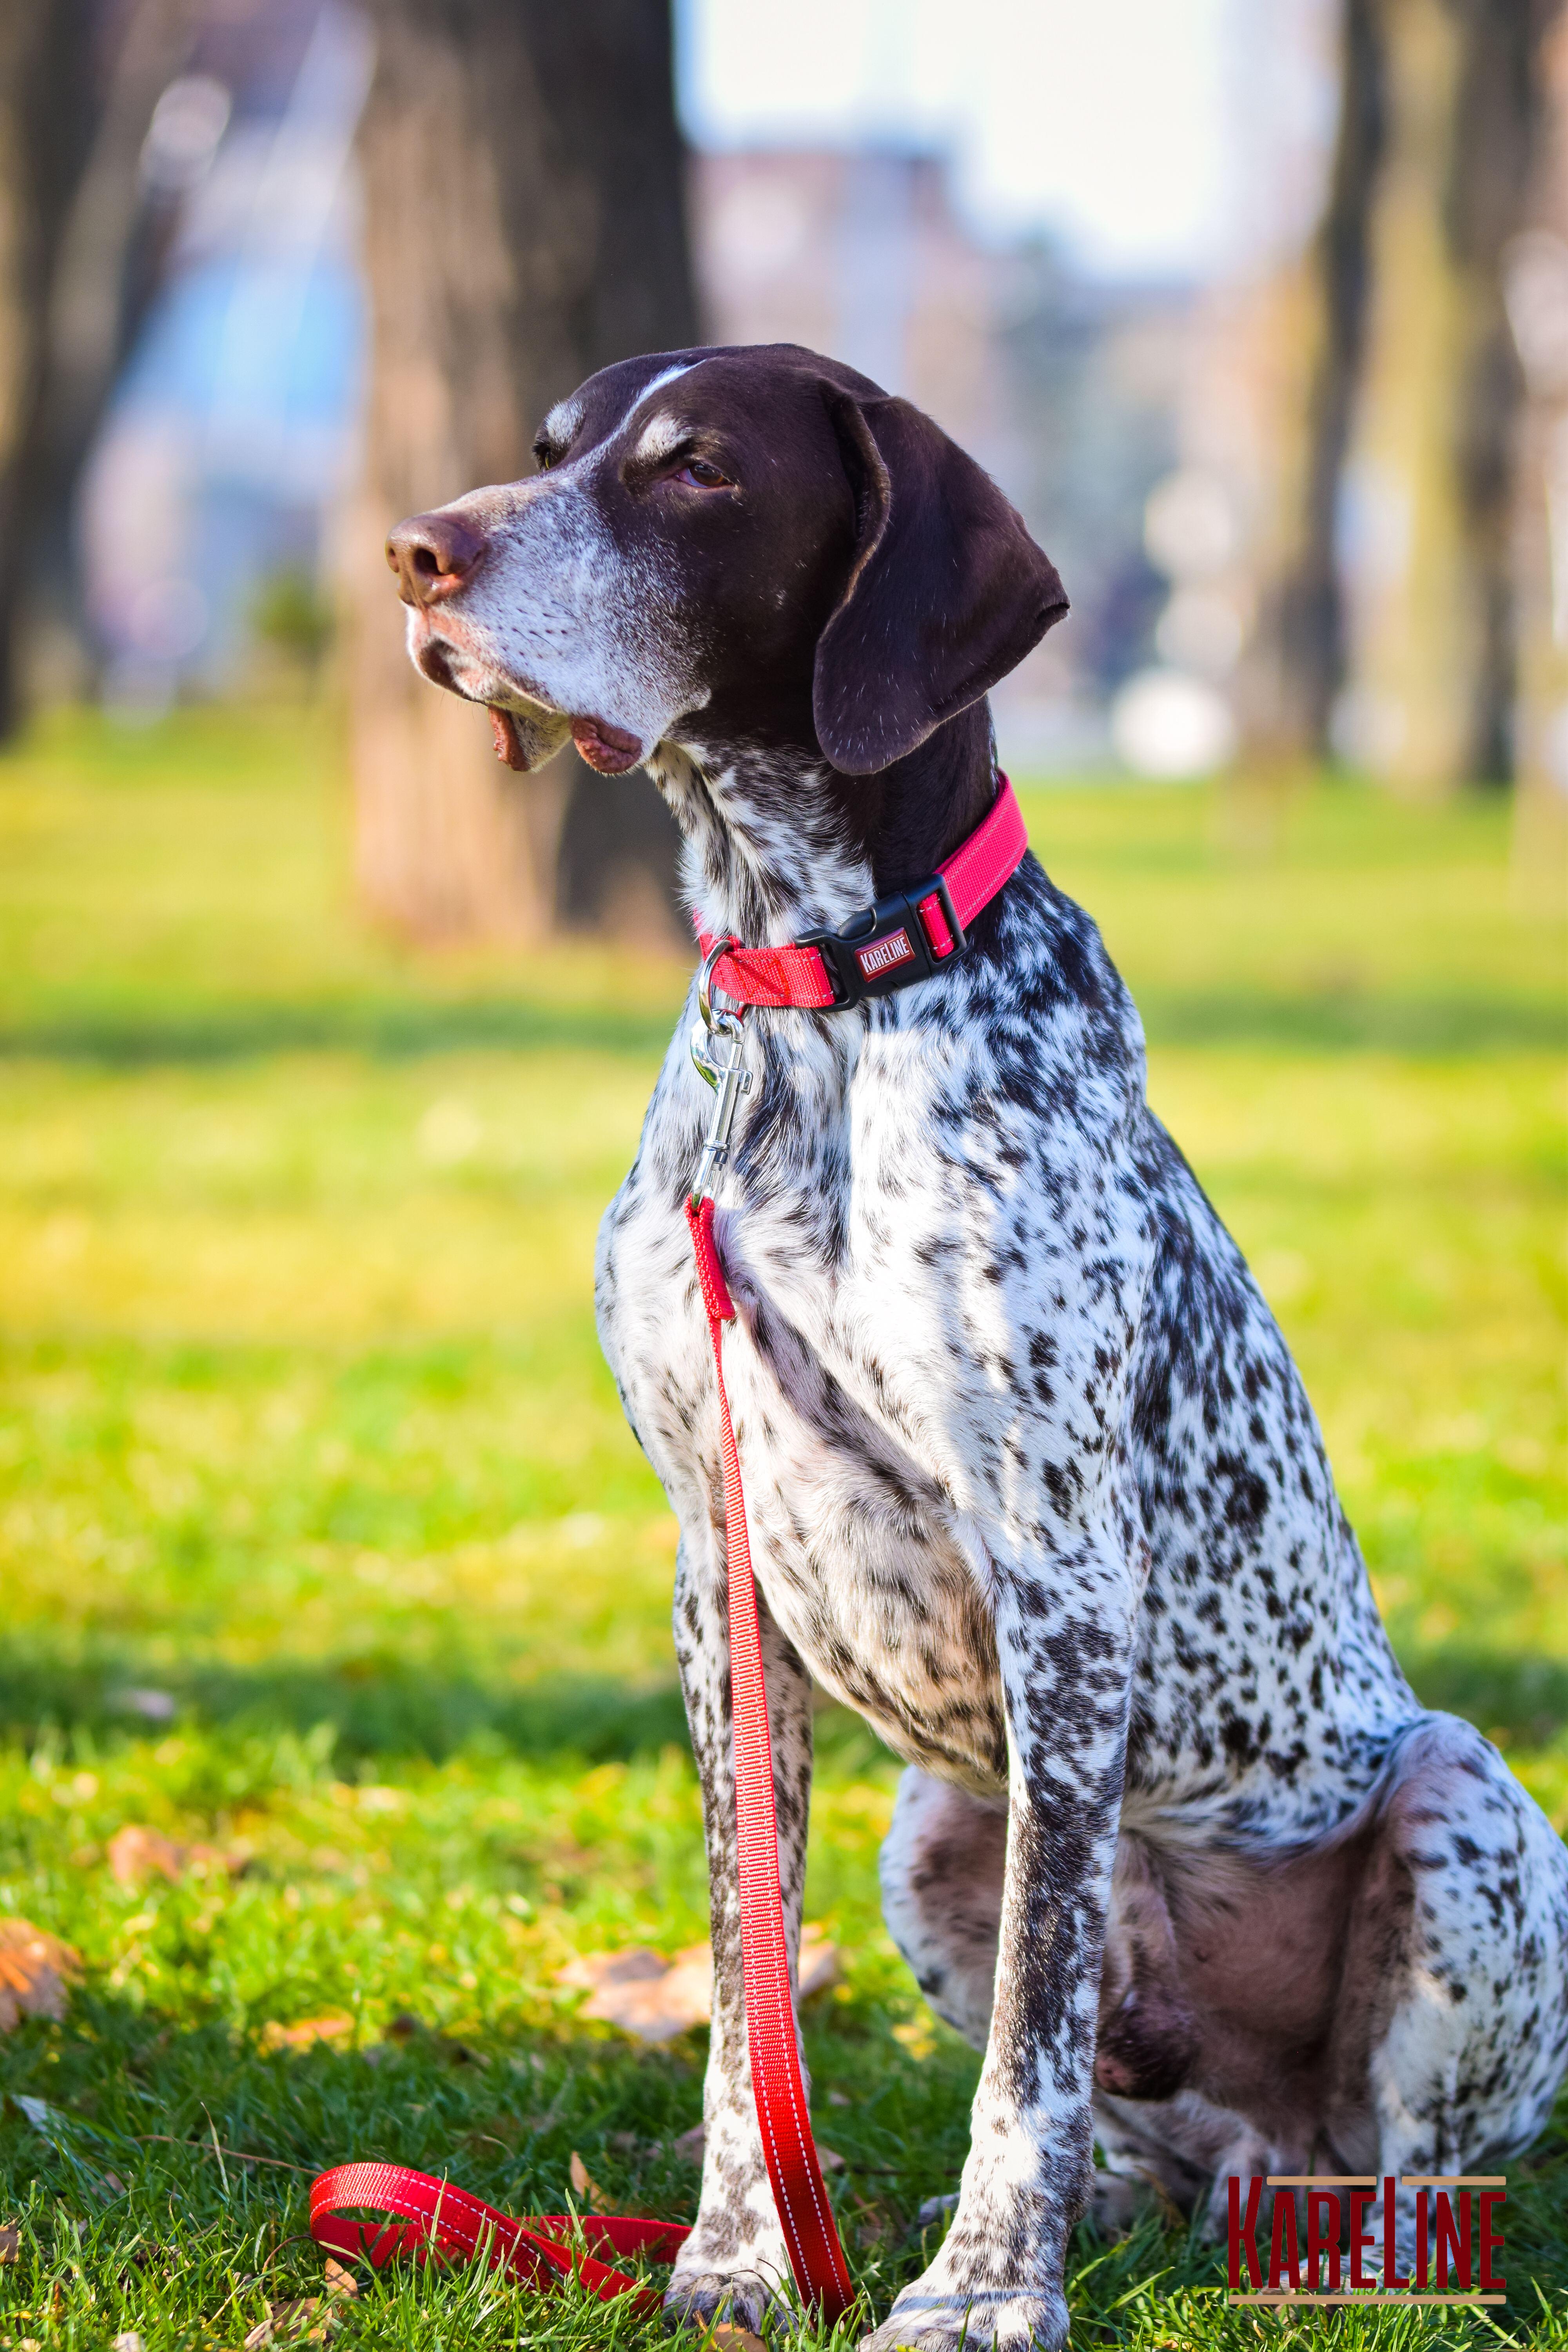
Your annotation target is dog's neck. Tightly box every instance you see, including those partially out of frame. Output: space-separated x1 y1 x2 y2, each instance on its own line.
648 704 999 947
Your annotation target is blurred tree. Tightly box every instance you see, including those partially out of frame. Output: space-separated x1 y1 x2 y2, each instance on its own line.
0 0 97 736
0 0 202 736
349 0 697 942
1507 7 1568 840
1263 0 1559 788
1269 0 1388 760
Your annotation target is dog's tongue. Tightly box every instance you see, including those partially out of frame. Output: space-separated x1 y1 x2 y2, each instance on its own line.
490 707 527 770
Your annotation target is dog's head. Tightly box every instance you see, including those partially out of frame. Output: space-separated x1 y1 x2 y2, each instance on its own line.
387 343 1067 780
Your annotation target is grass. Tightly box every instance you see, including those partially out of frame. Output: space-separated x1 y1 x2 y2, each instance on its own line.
0 703 1564 2350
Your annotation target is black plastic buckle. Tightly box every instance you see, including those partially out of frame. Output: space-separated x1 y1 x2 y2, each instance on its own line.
800 873 968 1010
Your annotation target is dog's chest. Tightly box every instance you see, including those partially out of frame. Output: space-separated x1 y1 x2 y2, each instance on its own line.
596 1018 1011 1792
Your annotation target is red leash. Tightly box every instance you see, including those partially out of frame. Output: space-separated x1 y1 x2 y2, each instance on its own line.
688 1194 858 2316
309 2162 686 2310
308 777 1029 2322
307 1240 855 2321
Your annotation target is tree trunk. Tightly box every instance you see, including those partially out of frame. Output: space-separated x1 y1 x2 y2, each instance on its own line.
1506 3 1568 877
0 0 97 736
1262 0 1557 787
1267 0 1389 757
350 0 696 942
1444 0 1555 785
0 0 203 736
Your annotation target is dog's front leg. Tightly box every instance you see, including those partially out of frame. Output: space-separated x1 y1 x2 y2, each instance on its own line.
666 1532 815 2332
866 1536 1137 2352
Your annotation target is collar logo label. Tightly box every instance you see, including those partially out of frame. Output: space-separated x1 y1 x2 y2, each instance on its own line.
856 929 915 980
1226 2176 1506 2306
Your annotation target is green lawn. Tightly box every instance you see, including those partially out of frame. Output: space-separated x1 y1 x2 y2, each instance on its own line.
0 706 1564 2350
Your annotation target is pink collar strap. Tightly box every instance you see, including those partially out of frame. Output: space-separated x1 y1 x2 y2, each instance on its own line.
695 774 1027 1012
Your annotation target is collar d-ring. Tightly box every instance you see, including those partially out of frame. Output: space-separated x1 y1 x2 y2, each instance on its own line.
698 935 740 1031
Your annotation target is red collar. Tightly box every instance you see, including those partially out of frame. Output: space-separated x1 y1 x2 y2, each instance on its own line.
695 775 1027 1011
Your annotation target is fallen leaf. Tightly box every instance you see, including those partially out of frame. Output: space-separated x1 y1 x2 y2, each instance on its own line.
0 2223 19 2261
112 2332 144 2352
672 2122 706 2162
561 1926 840 2045
815 2144 845 2171
0 1922 80 2031
108 1826 185 1888
260 2015 355 2053
243 2297 332 2348
708 2327 767 2352
554 1947 665 1993
568 2151 613 2213
322 2258 358 2300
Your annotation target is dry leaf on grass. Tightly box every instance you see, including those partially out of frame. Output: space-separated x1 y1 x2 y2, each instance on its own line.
558 1926 839 2045
243 2295 337 2348
555 1947 664 1993
108 1826 185 1886
0 1920 80 2030
111 2333 144 2352
260 2015 355 2053
568 2151 613 2213
107 1825 237 1888
707 2328 767 2352
322 2259 358 2300
0 2223 20 2261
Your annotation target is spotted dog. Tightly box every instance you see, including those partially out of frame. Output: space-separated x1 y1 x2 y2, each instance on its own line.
387 343 1568 2352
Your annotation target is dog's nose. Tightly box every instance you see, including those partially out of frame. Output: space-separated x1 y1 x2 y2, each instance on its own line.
386 510 485 606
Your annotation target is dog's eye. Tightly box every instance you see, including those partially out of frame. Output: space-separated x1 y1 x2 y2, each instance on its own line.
533 440 559 471
675 459 733 491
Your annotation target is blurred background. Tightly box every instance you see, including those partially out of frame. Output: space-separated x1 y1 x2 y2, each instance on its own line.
0 8 1566 2322
2 0 1567 938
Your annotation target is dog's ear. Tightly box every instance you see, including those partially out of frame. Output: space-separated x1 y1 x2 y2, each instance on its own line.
812 387 1068 776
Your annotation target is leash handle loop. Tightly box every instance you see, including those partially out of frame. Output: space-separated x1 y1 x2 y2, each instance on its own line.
309 2161 686 2313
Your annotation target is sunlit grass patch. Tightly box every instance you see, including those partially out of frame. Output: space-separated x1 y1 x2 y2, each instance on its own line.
0 712 1563 2347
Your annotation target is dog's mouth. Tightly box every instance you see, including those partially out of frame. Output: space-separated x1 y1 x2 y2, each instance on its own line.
488 706 642 775
490 707 529 769
409 617 641 775
567 714 642 774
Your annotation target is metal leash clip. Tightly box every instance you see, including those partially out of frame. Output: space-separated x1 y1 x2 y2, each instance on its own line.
690 937 753 1207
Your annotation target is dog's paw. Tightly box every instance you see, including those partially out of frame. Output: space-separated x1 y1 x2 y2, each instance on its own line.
860 2284 1069 2352
664 2265 790 2338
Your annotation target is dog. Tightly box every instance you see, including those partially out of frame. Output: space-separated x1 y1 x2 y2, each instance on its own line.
387 343 1568 2351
